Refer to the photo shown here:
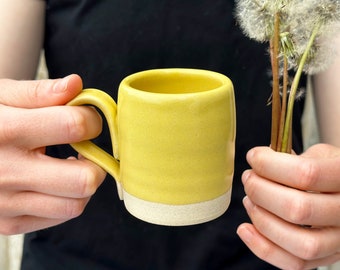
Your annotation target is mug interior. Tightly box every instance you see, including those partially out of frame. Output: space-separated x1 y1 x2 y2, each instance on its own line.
128 70 224 94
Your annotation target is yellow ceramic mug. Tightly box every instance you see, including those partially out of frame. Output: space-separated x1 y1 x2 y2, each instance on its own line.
67 68 236 226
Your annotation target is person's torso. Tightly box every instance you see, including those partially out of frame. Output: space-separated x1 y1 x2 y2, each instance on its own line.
21 1 303 269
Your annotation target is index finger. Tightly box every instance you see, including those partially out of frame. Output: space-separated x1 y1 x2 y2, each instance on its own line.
0 74 82 108
246 145 340 192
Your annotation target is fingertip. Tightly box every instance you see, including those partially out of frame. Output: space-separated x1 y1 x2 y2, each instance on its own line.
246 146 274 164
242 195 255 211
54 74 82 94
66 74 83 100
237 223 255 245
246 148 255 163
51 74 83 105
241 169 251 184
66 74 83 93
52 76 69 93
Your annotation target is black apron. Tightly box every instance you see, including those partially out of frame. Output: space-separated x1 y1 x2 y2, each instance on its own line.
21 1 304 269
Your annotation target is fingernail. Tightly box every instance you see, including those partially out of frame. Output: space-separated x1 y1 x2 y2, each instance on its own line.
53 76 69 93
242 170 251 184
246 148 255 162
237 225 254 244
243 196 255 210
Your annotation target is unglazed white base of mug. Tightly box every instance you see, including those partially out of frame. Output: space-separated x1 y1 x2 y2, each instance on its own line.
122 189 232 226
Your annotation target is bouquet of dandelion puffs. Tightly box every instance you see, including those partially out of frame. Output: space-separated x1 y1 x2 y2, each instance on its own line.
235 0 340 153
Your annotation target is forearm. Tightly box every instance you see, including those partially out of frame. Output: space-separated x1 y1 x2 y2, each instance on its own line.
313 31 340 147
0 0 45 79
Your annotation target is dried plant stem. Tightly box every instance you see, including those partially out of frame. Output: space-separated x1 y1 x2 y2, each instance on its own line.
277 56 288 151
236 0 340 154
270 12 281 151
281 22 321 153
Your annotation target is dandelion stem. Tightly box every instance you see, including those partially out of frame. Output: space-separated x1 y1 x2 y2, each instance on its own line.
281 22 321 153
277 56 288 150
270 12 281 151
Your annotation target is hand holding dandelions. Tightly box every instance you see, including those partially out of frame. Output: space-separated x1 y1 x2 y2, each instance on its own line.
235 1 340 267
0 75 106 234
236 0 340 153
238 145 340 269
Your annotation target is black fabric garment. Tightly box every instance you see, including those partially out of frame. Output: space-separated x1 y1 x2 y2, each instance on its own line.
21 1 304 269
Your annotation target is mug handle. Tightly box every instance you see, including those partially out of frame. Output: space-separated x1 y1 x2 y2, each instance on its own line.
66 89 121 188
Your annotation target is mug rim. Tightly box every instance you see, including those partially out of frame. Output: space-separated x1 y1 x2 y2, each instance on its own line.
120 68 232 96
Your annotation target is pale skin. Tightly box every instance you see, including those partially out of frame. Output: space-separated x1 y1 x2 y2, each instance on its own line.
0 1 106 234
1 0 339 269
237 35 340 269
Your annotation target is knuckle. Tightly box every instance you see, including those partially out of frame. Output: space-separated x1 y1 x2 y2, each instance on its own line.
297 159 320 189
287 259 308 270
259 247 272 261
27 81 41 104
75 166 100 198
299 235 322 260
285 195 313 224
63 199 87 219
65 109 88 142
0 124 13 143
256 242 273 263
0 112 18 144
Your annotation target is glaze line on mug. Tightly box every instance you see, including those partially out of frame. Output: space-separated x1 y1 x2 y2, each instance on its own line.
123 188 232 226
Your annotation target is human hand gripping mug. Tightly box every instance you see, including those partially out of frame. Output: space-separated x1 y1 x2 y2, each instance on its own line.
67 68 236 226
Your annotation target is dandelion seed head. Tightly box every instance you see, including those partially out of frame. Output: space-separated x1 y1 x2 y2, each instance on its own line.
285 0 340 74
235 0 340 74
303 22 340 74
235 0 285 42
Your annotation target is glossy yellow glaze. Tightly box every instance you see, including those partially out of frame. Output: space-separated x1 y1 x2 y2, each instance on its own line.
67 68 235 205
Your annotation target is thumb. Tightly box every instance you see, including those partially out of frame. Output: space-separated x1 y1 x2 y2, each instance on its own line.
0 74 83 108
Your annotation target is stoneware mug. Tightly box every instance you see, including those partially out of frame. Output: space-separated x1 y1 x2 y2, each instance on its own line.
67 68 236 226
